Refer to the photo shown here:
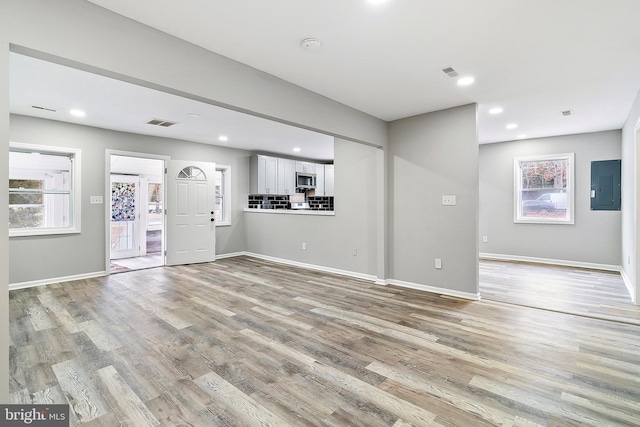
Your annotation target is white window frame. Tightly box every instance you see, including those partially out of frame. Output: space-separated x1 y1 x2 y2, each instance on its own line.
514 153 574 225
215 164 231 226
9 142 81 237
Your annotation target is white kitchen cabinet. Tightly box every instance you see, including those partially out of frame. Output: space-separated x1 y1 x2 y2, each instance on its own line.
314 164 325 196
324 164 334 196
250 155 278 194
295 161 316 174
277 158 296 195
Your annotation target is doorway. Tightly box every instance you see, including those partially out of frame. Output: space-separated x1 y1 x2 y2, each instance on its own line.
109 154 165 273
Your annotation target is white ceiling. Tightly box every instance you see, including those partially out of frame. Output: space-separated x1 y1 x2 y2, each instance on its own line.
11 0 640 150
10 54 335 161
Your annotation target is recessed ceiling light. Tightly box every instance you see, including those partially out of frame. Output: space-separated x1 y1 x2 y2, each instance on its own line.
489 107 503 115
293 147 301 152
457 76 475 86
186 113 201 118
70 109 85 117
517 134 527 139
218 135 228 142
506 123 518 130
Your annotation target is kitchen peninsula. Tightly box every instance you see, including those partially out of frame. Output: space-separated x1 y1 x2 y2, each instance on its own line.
246 154 334 214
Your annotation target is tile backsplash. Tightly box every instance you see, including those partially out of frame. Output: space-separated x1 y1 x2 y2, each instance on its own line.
307 196 334 211
247 194 334 211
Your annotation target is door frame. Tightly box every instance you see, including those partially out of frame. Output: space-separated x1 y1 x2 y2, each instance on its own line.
105 150 169 275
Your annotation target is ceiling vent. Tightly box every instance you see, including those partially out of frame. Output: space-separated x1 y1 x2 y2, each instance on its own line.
441 67 459 78
561 110 573 116
32 105 57 112
147 119 178 127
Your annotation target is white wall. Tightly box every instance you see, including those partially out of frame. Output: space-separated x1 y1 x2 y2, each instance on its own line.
244 138 380 277
479 130 622 268
388 104 479 298
9 115 251 284
621 89 640 303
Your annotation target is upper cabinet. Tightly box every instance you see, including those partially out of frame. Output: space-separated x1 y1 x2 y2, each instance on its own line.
295 161 315 174
277 158 296 195
324 165 334 196
315 165 325 196
251 154 333 196
250 155 278 194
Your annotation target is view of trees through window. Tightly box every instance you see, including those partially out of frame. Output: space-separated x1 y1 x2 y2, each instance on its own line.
520 159 568 219
9 144 78 235
515 153 573 224
9 179 44 228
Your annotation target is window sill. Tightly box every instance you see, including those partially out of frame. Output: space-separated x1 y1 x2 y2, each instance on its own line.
514 219 574 225
10 226 81 238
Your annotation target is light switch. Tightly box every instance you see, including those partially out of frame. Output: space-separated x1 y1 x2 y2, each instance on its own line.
90 196 104 205
442 195 456 206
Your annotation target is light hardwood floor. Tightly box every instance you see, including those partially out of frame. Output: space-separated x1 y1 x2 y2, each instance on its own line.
9 256 640 426
480 259 639 325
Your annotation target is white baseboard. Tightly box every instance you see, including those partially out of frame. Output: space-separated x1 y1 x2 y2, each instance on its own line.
215 251 247 260
10 271 107 291
385 279 481 301
620 268 636 304
479 252 621 272
9 252 480 302
232 252 480 300
239 252 378 282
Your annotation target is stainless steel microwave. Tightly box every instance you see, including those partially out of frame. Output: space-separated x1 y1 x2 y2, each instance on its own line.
296 172 316 189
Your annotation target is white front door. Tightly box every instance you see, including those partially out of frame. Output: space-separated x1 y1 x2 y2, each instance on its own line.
166 160 217 266
110 174 142 259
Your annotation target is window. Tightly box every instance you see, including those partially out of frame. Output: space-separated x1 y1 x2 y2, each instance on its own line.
215 165 231 226
177 166 206 180
514 153 574 224
9 142 81 236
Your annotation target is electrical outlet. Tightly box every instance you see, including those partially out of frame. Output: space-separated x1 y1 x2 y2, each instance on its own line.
302 242 307 250
352 248 358 256
90 195 103 205
482 236 488 243
442 195 456 206
435 258 442 269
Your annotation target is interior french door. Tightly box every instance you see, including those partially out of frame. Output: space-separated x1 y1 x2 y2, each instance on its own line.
110 174 142 259
165 160 217 266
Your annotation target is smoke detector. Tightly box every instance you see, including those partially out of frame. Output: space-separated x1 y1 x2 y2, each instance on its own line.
300 38 321 51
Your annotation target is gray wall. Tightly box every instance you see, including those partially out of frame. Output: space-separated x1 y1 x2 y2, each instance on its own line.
0 21 9 402
388 104 479 296
245 138 380 276
622 89 640 302
9 114 251 284
1 0 387 398
479 130 622 267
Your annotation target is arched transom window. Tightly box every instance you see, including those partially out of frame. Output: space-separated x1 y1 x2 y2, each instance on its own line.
177 166 206 180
